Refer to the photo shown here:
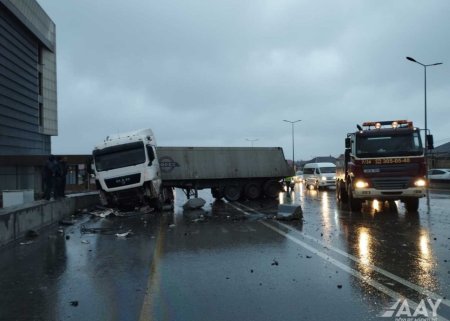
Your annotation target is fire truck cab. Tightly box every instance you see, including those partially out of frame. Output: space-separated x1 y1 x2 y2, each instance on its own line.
336 120 431 212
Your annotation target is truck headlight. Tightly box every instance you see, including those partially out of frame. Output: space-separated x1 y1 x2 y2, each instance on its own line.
355 180 369 188
414 179 426 187
322 176 327 181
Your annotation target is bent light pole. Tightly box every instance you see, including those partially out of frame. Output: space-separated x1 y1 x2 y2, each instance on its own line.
283 119 301 170
406 56 443 209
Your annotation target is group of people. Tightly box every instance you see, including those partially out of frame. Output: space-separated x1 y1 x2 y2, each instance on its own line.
42 155 68 200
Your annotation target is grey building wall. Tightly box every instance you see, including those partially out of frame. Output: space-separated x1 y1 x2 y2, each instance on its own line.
0 0 57 202
0 0 57 156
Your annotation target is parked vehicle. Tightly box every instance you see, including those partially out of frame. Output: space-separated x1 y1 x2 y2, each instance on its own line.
303 162 336 189
92 129 293 207
336 120 432 212
428 169 450 181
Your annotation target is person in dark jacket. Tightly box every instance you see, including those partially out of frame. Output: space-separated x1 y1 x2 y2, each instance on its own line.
56 156 68 198
43 155 57 200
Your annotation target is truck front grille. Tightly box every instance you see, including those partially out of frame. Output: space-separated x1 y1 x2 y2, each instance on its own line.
105 173 141 188
371 178 410 190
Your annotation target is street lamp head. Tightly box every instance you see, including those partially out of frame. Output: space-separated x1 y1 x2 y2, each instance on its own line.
406 56 417 62
431 62 443 66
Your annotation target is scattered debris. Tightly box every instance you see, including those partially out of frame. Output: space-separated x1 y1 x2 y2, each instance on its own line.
168 224 176 229
183 198 206 210
276 204 303 221
57 229 64 234
337 284 343 289
250 269 254 273
115 230 132 238
81 240 90 244
26 230 39 238
59 220 76 226
90 208 116 218
271 259 279 266
306 256 312 259
70 301 79 307
19 240 34 246
65 235 70 240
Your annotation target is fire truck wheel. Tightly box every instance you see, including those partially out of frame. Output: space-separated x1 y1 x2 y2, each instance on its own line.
404 198 419 213
348 190 362 212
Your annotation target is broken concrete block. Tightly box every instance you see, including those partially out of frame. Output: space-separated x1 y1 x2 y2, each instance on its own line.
182 198 206 210
276 204 303 220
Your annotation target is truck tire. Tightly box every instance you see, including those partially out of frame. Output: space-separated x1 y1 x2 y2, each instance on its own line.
348 189 362 212
244 182 261 200
224 184 241 202
263 180 281 199
211 188 224 200
404 198 419 213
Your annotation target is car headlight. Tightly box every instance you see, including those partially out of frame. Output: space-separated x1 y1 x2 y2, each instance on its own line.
321 176 327 181
355 180 369 188
414 179 426 187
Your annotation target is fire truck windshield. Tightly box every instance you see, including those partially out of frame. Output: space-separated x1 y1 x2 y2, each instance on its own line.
355 131 423 158
93 141 146 172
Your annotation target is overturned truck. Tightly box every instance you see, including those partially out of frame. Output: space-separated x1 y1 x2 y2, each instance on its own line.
92 129 293 207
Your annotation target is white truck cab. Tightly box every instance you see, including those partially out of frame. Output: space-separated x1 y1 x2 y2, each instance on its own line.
92 129 162 207
303 162 336 189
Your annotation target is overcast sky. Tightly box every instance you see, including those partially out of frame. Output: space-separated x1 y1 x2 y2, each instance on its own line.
38 0 449 161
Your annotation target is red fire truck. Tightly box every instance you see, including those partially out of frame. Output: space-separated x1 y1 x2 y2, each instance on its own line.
336 120 433 212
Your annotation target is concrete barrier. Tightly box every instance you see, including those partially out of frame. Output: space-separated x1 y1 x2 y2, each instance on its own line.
0 192 99 247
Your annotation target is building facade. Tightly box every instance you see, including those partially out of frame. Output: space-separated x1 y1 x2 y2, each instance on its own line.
0 0 57 200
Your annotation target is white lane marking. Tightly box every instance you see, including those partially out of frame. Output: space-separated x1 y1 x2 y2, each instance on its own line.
230 202 450 312
259 220 449 321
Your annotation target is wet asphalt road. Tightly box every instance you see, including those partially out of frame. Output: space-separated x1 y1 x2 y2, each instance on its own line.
0 184 450 321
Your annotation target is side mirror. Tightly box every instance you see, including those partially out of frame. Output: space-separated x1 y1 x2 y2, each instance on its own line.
426 135 434 150
345 137 351 149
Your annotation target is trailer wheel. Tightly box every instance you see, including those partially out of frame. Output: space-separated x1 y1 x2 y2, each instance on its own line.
404 198 419 213
224 185 242 202
263 180 281 199
244 182 261 200
211 187 224 200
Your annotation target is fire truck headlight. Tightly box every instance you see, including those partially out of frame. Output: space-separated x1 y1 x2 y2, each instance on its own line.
355 180 369 189
321 176 327 181
414 179 426 187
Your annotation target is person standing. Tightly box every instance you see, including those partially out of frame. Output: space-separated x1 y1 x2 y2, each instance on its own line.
43 155 57 200
56 156 68 197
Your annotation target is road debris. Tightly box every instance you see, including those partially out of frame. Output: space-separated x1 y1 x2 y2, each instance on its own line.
271 259 279 266
19 240 34 246
81 240 90 244
276 204 303 220
183 198 206 210
115 230 132 238
70 301 79 307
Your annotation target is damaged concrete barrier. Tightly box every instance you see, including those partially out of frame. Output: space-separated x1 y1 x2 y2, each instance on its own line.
182 198 206 210
276 204 303 220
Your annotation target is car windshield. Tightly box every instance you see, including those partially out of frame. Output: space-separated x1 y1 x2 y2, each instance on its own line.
93 141 146 172
320 167 335 173
356 131 423 158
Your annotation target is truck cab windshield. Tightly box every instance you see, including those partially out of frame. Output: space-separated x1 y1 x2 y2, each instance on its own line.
355 131 423 158
93 141 146 172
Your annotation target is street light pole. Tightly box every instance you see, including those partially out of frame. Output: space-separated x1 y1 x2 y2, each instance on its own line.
245 138 258 147
406 56 443 209
283 119 301 170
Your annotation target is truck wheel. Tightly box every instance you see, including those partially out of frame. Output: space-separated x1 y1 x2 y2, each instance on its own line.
404 198 419 213
263 180 281 199
224 185 241 202
244 182 261 200
348 190 362 212
211 188 224 200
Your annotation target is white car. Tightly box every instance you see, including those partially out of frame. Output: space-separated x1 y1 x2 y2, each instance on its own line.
428 169 450 181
